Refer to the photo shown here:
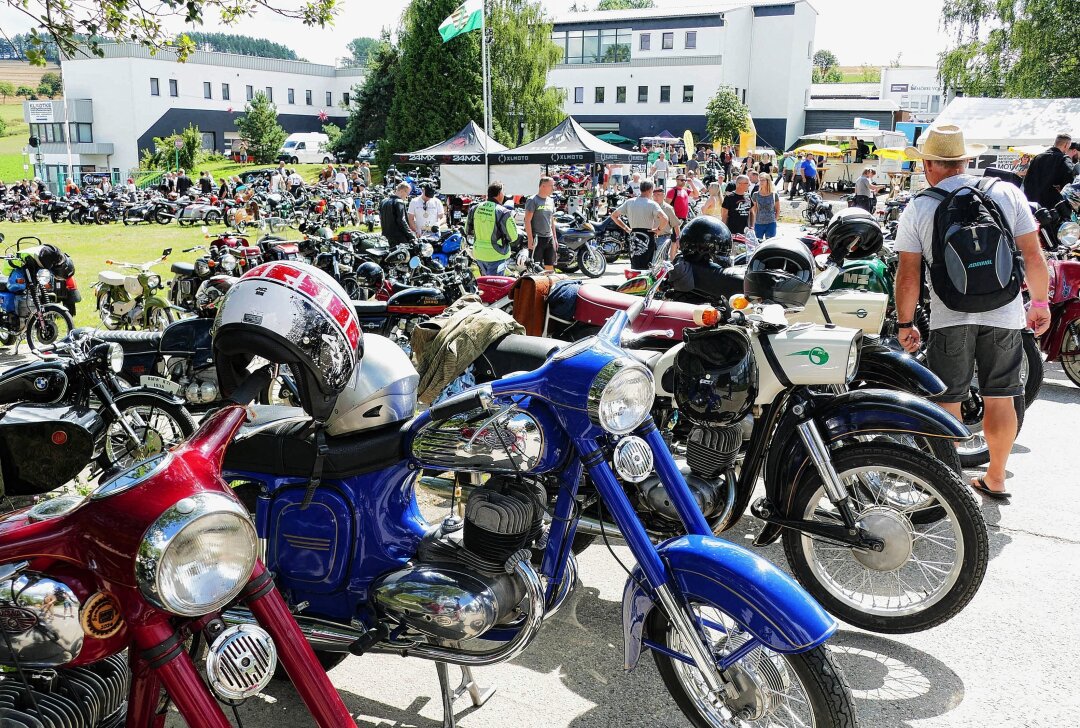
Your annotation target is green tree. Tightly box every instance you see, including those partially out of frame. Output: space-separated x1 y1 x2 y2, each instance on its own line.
183 32 300 59
37 71 62 97
812 66 843 83
489 0 564 147
4 0 336 65
343 37 379 67
384 0 482 168
333 30 400 158
596 0 655 9
235 92 288 164
705 87 750 146
812 49 837 74
939 0 1077 97
0 81 14 103
15 85 35 99
142 124 203 170
859 63 878 83
0 117 7 137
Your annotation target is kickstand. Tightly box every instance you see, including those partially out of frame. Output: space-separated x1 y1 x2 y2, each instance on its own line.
435 662 495 728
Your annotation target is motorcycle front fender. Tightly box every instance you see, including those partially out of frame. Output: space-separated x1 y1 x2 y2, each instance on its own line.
621 535 836 670
855 341 945 397
1040 300 1080 360
112 386 187 410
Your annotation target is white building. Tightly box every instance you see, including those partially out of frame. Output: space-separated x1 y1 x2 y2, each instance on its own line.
806 66 948 133
547 1 817 150
879 66 946 122
23 42 363 190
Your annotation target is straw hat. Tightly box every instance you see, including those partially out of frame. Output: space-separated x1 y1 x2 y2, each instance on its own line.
905 124 987 161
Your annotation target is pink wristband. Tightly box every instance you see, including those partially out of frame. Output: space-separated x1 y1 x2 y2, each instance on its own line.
1029 300 1049 309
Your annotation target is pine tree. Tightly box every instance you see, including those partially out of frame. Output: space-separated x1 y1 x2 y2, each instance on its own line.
489 0 564 146
333 30 400 158
384 0 483 167
235 92 288 164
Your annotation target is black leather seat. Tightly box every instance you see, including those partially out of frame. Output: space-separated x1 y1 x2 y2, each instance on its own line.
474 334 562 383
170 262 195 275
353 300 388 316
73 327 163 353
223 405 407 478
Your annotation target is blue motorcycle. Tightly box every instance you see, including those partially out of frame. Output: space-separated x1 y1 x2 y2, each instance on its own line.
222 303 856 726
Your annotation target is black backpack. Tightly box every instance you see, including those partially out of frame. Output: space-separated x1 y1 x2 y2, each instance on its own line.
919 177 1024 313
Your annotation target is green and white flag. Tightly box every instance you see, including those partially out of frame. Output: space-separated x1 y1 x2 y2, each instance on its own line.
439 0 483 43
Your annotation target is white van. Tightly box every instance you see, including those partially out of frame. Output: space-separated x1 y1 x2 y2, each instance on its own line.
278 133 331 164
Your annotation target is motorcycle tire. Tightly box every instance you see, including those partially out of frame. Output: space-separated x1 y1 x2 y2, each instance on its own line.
94 209 110 225
95 289 120 330
31 209 42 223
577 246 607 278
204 210 222 225
782 441 989 634
146 305 174 332
1060 320 1080 388
68 210 82 224
648 609 856 728
366 221 375 233
96 392 196 474
24 304 73 353
1022 331 1043 407
155 210 174 225
50 211 65 223
122 211 133 226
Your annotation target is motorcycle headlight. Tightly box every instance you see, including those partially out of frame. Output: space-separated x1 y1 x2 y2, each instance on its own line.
1060 222 1080 243
147 274 162 290
108 342 124 373
846 337 861 381
136 492 258 617
195 259 211 277
588 360 654 435
341 252 353 266
220 254 238 273
420 242 434 258
36 269 53 285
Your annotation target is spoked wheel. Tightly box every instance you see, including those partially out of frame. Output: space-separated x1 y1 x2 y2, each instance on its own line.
25 304 73 353
95 290 121 330
146 306 173 332
259 371 302 408
782 441 988 634
577 246 607 278
97 395 196 473
1057 321 1080 388
648 605 856 727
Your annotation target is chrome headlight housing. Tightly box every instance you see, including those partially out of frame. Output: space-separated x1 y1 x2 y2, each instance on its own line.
36 269 53 286
147 274 162 290
420 242 434 258
136 492 258 617
108 342 124 373
195 259 211 277
588 360 654 435
219 253 238 273
846 336 862 382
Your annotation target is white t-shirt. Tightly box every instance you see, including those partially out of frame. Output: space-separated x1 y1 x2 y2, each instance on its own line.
892 174 1036 330
287 172 303 187
628 179 642 196
334 172 348 193
653 158 670 177
408 195 445 232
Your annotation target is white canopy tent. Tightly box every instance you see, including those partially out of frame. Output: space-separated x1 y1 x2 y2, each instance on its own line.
930 97 1080 148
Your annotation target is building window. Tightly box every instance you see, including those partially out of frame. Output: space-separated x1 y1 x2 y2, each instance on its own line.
683 85 694 103
660 85 671 103
203 82 212 99
574 86 584 104
288 88 295 104
265 87 273 102
685 31 697 49
69 122 92 143
306 90 312 105
30 122 65 143
616 86 626 103
168 79 178 97
246 85 253 101
638 85 648 103
222 83 230 101
639 33 650 51
326 91 332 105
343 91 350 106
662 32 673 50
150 78 159 96
595 87 604 104
552 28 630 64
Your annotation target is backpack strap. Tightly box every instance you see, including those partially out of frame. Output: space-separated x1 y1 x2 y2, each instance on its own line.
976 176 998 193
917 186 948 202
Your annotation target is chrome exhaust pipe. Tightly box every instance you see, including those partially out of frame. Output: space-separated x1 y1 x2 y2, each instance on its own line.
223 608 367 653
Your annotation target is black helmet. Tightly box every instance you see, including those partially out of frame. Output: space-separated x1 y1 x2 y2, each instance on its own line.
744 237 815 309
195 275 236 316
679 216 733 263
356 261 385 298
824 207 883 262
674 326 757 427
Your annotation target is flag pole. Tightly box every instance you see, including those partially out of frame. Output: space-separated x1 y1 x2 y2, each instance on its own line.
481 0 492 186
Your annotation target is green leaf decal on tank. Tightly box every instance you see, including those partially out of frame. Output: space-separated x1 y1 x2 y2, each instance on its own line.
790 347 830 365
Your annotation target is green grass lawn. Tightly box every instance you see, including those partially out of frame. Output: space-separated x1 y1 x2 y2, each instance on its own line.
0 102 32 182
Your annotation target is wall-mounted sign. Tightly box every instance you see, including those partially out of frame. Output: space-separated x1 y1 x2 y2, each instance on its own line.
27 101 54 123
854 117 881 130
890 84 909 93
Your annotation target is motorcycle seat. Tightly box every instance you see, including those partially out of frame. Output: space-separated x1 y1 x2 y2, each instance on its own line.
353 300 388 315
97 270 127 287
170 262 195 275
74 327 163 353
474 334 562 382
223 406 407 479
574 283 706 341
364 247 389 260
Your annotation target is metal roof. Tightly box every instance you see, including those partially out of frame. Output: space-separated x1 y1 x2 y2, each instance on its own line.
930 96 1080 145
805 98 900 112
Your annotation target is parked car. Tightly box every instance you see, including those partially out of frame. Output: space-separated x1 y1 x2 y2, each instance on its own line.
277 132 332 164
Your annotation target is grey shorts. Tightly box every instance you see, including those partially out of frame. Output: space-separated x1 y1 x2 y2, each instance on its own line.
926 325 1024 402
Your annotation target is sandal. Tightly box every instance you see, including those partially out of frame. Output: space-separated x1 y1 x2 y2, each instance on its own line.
972 479 1011 500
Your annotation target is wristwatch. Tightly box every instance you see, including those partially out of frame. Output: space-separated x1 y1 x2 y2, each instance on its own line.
897 321 915 329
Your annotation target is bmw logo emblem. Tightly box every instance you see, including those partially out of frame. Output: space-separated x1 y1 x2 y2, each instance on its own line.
34 376 49 390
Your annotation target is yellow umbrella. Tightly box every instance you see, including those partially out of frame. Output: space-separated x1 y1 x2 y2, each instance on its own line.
795 143 844 156
872 147 915 161
1009 144 1047 156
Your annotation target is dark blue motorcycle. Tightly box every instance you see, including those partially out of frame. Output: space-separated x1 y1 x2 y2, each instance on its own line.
222 306 856 725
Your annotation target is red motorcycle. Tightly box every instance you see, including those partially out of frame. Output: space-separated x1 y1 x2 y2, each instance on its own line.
0 368 354 727
1039 256 1080 386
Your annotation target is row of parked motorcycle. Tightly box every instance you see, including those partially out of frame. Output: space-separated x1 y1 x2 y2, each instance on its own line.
0 185 1077 727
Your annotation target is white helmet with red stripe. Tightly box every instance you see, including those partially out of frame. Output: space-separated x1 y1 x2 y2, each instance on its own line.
213 260 362 421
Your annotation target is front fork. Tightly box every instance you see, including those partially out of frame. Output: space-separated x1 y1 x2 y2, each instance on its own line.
127 562 353 728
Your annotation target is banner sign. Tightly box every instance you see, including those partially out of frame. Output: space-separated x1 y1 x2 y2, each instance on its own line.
27 101 54 123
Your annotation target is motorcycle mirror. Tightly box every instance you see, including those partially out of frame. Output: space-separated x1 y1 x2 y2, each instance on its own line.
409 256 421 270
162 248 173 257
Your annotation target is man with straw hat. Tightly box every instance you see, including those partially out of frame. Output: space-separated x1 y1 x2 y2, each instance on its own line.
894 124 1050 500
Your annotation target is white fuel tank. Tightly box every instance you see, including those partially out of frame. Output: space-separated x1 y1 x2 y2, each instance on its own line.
753 321 860 405
790 290 888 335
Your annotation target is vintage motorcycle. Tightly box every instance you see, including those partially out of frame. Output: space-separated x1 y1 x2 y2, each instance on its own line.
0 236 74 351
94 248 176 331
0 366 356 727
2 329 194 476
221 261 857 728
